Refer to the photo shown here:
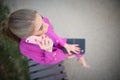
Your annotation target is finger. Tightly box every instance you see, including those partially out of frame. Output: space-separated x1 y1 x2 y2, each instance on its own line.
71 47 80 53
74 44 80 47
35 39 44 49
40 40 44 46
47 39 51 45
44 39 47 45
48 40 50 44
49 38 53 46
41 35 47 40
40 42 44 49
41 40 46 49
45 36 50 45
46 37 51 44
73 50 80 54
44 37 51 48
35 39 41 45
75 47 81 51
75 50 81 53
41 35 44 40
67 50 72 55
75 47 81 52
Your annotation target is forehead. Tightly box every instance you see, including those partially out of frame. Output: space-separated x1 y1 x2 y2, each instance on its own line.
35 13 43 22
33 13 43 31
34 13 43 27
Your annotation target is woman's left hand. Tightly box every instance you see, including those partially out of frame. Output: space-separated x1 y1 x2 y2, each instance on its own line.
64 43 81 55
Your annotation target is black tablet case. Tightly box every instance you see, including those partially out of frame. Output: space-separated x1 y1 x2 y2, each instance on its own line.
62 39 85 54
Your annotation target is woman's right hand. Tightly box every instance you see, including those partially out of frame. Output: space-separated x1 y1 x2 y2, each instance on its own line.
35 35 53 52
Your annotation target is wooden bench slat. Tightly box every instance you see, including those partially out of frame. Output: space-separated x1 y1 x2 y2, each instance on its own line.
36 73 67 80
30 65 65 79
29 63 63 73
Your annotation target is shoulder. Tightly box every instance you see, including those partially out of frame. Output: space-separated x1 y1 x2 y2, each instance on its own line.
19 38 41 53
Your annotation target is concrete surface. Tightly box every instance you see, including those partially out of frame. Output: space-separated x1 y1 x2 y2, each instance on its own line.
4 0 120 80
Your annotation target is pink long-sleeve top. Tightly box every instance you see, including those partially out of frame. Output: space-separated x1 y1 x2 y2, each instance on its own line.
19 17 68 65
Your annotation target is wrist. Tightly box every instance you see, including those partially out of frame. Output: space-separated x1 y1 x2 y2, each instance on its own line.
64 43 69 48
46 48 52 52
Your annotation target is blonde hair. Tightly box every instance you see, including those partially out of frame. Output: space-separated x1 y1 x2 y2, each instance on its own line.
2 9 37 43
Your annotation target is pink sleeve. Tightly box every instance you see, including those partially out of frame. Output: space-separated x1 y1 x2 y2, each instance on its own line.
20 45 53 64
43 17 67 47
20 40 66 65
47 28 67 47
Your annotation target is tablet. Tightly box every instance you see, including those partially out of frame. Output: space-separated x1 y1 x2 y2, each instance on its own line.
62 39 85 54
